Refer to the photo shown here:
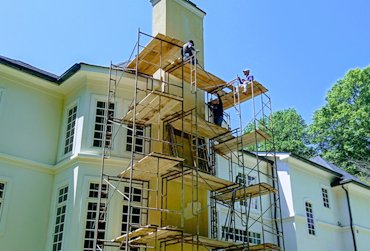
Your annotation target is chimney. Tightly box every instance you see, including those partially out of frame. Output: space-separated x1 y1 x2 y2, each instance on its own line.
150 0 206 65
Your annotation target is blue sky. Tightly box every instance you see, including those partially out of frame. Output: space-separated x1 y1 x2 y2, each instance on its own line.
1 0 369 124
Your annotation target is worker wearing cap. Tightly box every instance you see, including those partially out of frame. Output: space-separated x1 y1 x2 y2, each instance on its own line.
238 69 254 93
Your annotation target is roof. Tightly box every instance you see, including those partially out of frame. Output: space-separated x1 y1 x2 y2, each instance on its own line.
0 55 85 84
310 156 361 182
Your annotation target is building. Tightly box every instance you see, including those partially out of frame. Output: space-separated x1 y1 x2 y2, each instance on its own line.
3 1 368 251
275 153 370 251
0 0 283 250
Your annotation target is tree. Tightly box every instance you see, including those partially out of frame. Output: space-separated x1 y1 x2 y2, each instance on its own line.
244 108 314 158
309 67 370 175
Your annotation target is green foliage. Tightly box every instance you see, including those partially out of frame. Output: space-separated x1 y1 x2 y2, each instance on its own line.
244 108 314 158
309 67 370 175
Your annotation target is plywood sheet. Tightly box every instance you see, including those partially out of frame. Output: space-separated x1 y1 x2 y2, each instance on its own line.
213 130 270 156
170 113 230 139
124 90 183 125
119 153 184 181
213 182 277 202
217 81 268 110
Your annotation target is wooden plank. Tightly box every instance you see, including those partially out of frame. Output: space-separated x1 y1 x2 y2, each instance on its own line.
170 114 230 139
126 33 228 93
131 227 183 245
180 169 234 191
168 61 227 92
213 182 277 202
248 243 281 251
183 235 236 248
124 90 183 125
127 33 184 75
112 225 157 243
119 153 184 181
213 130 270 156
217 81 268 110
228 243 280 251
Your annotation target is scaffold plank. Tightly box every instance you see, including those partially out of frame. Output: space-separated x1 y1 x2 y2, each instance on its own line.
132 228 183 245
124 90 183 125
248 243 281 251
127 33 228 93
183 235 236 249
213 130 270 156
126 33 184 75
170 113 230 139
119 153 183 181
164 58 227 93
218 81 268 110
179 169 234 191
111 225 157 243
213 183 277 202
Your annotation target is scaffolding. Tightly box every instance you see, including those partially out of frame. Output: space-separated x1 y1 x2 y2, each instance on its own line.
94 30 285 251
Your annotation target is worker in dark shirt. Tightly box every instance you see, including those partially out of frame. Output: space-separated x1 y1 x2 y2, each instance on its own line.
211 93 224 126
182 40 196 65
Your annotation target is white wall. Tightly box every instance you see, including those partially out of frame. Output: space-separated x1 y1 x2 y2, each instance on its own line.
0 160 53 251
0 74 62 165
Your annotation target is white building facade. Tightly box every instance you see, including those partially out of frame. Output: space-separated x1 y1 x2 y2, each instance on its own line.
276 153 370 251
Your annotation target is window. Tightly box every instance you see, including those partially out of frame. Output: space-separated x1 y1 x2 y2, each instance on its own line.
238 174 258 210
321 188 330 208
0 182 6 220
126 125 144 153
93 101 114 148
83 183 108 251
121 186 143 235
221 226 261 244
64 106 77 154
247 231 261 244
305 201 315 235
52 186 68 251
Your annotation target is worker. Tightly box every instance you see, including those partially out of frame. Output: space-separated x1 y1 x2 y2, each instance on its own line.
182 40 196 65
210 93 224 126
238 69 254 93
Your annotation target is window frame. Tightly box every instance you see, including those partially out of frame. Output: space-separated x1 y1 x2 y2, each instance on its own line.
63 104 78 155
0 177 11 235
237 173 258 210
82 178 148 251
83 182 108 251
321 187 330 209
92 100 115 149
52 185 69 251
305 201 316 236
126 124 146 153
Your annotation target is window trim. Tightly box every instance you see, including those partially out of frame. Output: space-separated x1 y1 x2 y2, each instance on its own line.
60 100 79 159
304 200 316 236
91 98 115 149
321 186 330 209
52 185 69 251
0 177 11 235
63 104 78 155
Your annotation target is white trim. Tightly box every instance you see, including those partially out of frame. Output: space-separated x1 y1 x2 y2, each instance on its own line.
0 176 12 236
60 99 79 159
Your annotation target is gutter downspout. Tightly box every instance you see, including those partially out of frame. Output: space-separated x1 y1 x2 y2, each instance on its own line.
341 185 357 251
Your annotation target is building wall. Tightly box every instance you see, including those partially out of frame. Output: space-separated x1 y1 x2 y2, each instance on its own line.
277 156 370 251
0 159 53 251
0 71 62 165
